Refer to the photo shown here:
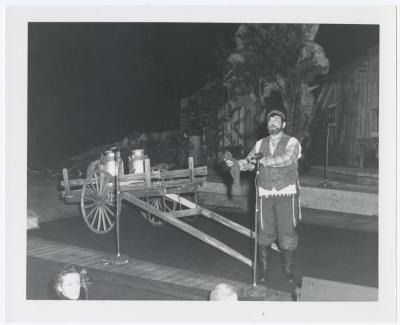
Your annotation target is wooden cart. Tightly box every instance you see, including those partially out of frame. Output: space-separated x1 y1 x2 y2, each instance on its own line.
60 154 254 267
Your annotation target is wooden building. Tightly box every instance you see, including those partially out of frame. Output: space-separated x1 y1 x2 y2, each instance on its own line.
180 47 378 169
180 80 226 164
216 46 379 168
312 46 379 168
217 94 263 158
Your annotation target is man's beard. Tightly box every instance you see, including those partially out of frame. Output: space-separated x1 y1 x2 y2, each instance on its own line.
268 125 283 135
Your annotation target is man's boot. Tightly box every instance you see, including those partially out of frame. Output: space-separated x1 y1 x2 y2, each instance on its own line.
281 249 296 284
258 245 271 282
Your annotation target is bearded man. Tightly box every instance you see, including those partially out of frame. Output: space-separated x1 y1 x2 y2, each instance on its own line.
225 102 302 287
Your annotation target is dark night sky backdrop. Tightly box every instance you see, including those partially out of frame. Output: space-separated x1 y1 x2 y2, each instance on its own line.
28 23 378 168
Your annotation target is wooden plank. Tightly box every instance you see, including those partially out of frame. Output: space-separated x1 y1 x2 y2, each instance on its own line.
28 244 60 255
200 209 253 238
361 67 368 138
365 58 371 137
161 169 190 178
164 208 202 218
165 194 197 208
161 177 206 188
62 169 70 192
36 246 81 260
119 171 159 183
165 194 252 238
82 266 208 300
61 180 114 191
165 185 197 195
161 166 207 179
61 166 207 190
61 185 113 198
27 237 49 248
119 183 150 192
27 256 207 300
27 238 289 300
124 189 163 198
144 159 151 188
122 192 252 267
60 178 85 187
146 267 175 282
372 53 379 109
124 262 159 277
61 178 204 202
30 244 78 257
62 170 163 187
65 194 81 204
188 157 195 183
122 184 197 199
119 178 205 194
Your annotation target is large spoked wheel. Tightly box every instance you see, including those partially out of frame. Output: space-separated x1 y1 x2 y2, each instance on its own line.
81 170 118 234
140 196 178 227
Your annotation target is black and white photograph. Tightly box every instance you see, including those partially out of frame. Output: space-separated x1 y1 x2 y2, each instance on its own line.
4 5 397 323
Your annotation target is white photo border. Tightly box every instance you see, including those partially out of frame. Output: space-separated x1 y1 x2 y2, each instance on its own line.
4 5 397 322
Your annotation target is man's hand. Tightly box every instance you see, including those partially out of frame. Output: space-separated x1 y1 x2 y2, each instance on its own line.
225 158 255 171
224 159 234 168
246 157 258 165
259 157 270 167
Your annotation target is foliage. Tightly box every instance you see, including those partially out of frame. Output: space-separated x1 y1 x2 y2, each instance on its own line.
203 104 223 163
184 77 227 164
224 24 329 140
164 130 191 168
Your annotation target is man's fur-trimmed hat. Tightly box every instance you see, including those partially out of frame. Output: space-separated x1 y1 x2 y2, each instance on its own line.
267 109 286 122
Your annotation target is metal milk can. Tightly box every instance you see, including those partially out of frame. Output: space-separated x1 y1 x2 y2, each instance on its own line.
128 149 147 174
101 150 124 176
101 150 116 176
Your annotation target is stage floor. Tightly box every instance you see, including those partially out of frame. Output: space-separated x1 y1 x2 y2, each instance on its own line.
27 203 378 301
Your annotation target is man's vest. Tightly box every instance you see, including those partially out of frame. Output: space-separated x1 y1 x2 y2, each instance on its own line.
258 134 299 191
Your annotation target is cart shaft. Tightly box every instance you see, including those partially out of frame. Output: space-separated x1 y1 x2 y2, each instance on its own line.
166 194 253 238
123 192 252 267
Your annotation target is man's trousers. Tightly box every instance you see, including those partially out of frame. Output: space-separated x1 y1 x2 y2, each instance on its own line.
257 194 300 251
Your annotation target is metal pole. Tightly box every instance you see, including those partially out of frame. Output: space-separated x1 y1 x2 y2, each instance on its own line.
81 268 89 300
240 160 267 300
319 123 333 188
324 124 330 182
252 162 260 287
107 148 129 265
115 150 121 257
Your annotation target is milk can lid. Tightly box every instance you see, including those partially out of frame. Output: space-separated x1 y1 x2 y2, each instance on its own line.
104 150 115 157
131 149 145 156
